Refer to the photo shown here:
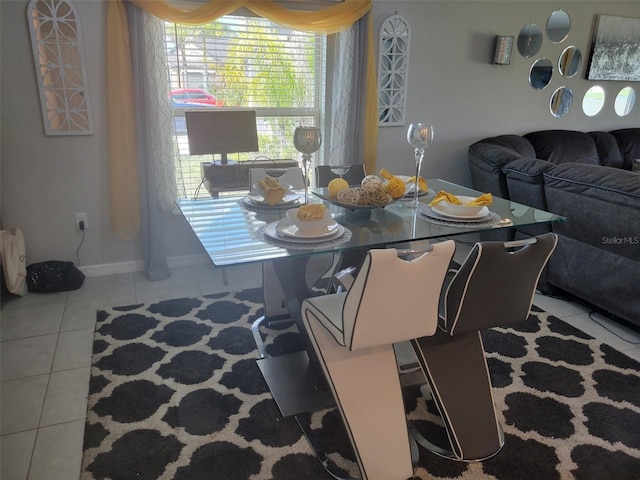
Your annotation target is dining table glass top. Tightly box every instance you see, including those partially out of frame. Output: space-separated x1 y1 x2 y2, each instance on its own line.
177 178 565 267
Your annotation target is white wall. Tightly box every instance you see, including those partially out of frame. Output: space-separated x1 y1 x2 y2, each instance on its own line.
1 1 639 272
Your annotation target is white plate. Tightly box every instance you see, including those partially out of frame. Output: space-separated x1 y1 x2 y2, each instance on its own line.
431 202 490 219
419 205 493 223
246 194 300 206
279 220 340 239
264 219 344 243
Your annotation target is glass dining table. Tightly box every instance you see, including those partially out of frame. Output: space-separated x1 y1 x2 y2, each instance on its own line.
177 178 565 416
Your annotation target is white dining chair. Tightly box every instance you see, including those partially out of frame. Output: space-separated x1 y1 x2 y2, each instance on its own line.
300 241 456 480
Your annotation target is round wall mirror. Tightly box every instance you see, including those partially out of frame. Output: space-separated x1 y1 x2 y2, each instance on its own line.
615 86 636 117
530 58 553 90
550 86 573 117
558 46 582 78
582 86 605 117
546 10 570 43
517 23 543 58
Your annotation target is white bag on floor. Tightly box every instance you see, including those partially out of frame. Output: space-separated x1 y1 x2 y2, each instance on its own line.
0 228 28 296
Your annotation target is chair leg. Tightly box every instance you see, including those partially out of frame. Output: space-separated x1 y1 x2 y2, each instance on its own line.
410 331 504 462
303 312 414 480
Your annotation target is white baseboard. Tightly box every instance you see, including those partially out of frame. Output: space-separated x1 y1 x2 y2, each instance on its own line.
78 254 211 277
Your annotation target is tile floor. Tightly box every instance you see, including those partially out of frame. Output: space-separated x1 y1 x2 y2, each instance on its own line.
1 262 639 480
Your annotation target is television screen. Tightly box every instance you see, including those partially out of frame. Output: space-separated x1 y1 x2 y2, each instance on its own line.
185 110 259 159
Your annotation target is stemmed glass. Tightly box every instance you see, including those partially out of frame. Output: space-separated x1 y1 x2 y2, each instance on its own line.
294 126 322 204
406 123 434 208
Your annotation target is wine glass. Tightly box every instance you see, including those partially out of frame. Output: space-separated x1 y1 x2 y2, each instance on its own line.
406 123 434 208
294 126 322 204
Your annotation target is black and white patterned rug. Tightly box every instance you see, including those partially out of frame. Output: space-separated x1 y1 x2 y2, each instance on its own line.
81 288 640 480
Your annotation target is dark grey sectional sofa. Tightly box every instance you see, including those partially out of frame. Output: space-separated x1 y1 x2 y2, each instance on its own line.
468 129 640 328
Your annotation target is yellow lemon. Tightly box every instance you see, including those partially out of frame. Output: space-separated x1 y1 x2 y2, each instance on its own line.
327 178 349 198
385 177 406 199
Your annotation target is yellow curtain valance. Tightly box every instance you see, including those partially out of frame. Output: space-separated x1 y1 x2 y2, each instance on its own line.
107 0 376 239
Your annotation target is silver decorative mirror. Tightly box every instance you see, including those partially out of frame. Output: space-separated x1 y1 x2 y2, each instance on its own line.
28 0 93 135
378 14 410 126
517 23 543 58
615 87 636 117
529 58 553 90
558 46 582 78
582 86 605 117
550 86 573 117
546 10 571 44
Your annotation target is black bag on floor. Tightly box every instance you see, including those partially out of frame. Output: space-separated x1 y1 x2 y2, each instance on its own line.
26 261 85 293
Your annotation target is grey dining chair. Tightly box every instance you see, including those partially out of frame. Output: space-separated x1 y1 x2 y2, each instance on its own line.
300 241 456 480
410 233 558 462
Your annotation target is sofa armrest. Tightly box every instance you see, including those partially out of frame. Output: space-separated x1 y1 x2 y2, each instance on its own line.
544 163 640 261
468 143 523 199
502 158 554 211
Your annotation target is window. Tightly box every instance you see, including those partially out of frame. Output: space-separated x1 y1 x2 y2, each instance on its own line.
164 15 327 198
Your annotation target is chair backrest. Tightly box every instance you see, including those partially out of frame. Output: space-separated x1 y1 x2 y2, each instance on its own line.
444 233 558 335
343 241 455 350
315 165 367 187
250 167 305 190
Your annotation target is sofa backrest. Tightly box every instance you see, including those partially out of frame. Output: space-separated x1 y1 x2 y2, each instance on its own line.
610 129 640 170
524 130 600 166
588 131 625 169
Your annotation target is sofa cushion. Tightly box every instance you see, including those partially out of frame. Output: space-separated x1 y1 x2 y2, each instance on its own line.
588 131 624 169
524 130 599 165
610 128 640 170
543 163 640 261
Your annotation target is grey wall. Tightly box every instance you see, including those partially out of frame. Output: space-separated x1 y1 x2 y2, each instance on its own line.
1 0 638 272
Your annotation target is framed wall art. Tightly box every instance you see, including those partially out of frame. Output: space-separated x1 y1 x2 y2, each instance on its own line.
586 15 640 82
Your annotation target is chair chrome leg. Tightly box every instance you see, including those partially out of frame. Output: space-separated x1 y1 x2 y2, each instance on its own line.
295 416 362 480
408 421 505 463
251 314 294 359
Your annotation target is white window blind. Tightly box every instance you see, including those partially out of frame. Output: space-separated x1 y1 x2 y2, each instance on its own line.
164 15 327 198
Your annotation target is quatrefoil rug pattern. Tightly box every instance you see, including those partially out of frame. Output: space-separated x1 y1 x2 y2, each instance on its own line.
81 289 640 480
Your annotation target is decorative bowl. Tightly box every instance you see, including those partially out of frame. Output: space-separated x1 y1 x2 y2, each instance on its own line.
286 207 335 234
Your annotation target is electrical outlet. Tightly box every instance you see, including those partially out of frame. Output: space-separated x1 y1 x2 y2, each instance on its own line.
75 212 89 230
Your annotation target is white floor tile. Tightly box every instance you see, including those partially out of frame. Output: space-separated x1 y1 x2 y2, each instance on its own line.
533 292 591 318
0 429 37 480
623 346 640 362
28 420 84 480
40 367 90 427
60 304 100 332
0 304 65 341
1 375 49 435
1 334 58 381
52 328 95 371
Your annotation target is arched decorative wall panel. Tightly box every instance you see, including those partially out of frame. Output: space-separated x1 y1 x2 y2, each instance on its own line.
378 14 410 126
28 0 93 135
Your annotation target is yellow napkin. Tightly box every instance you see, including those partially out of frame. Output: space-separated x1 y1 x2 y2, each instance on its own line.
258 177 286 206
407 175 428 192
429 191 493 206
379 169 428 192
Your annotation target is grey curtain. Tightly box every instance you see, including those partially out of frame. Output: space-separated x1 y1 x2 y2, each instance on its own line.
128 5 174 281
328 14 370 168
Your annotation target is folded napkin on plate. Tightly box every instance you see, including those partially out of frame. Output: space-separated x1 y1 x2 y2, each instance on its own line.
378 168 428 192
429 191 493 206
264 188 286 206
257 177 286 206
